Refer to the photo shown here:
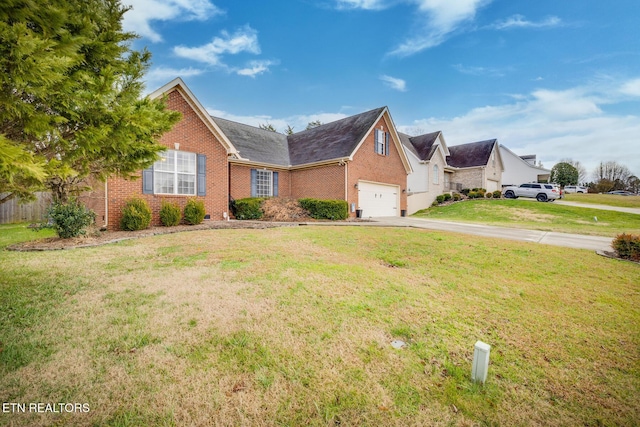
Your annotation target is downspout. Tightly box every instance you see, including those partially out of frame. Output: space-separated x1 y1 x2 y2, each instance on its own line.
344 162 348 202
104 180 108 229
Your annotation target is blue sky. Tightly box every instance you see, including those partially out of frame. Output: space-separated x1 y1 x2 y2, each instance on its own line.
122 0 640 178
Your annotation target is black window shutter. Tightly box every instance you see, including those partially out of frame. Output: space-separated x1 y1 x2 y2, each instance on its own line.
197 154 206 196
251 169 257 197
273 171 279 197
142 166 154 194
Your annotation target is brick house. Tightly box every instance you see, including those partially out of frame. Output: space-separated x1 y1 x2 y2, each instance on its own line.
95 78 412 229
400 134 504 214
446 139 504 192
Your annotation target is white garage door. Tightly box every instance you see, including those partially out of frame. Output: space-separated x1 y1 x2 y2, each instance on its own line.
486 180 499 192
358 181 399 217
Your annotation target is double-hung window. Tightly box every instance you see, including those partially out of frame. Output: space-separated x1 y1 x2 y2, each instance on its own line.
251 169 279 197
153 150 196 195
375 129 388 155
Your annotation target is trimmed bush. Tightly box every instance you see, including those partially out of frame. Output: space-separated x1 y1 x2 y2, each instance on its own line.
42 199 95 238
468 191 478 199
612 233 640 261
120 198 152 231
443 193 452 202
461 188 470 196
436 195 446 204
299 198 348 220
493 190 502 198
485 192 493 198
453 193 461 201
159 201 181 226
234 198 264 220
184 198 206 225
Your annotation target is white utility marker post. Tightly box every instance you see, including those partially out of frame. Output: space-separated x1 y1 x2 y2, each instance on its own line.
471 341 491 384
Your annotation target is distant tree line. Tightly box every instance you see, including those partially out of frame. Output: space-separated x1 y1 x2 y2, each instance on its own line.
551 159 638 194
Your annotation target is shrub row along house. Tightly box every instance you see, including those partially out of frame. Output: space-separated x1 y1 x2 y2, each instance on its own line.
85 78 505 229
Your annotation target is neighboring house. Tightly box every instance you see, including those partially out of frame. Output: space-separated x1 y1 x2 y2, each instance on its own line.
92 78 413 229
446 139 504 193
499 144 551 187
400 131 453 214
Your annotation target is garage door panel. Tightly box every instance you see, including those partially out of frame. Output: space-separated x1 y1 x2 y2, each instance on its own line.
358 181 398 217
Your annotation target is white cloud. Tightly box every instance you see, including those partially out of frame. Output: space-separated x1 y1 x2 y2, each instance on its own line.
620 78 640 96
122 0 223 42
390 0 490 56
489 14 562 30
380 75 407 91
174 25 261 67
453 63 507 77
143 66 205 93
236 60 276 78
400 78 640 174
335 0 389 10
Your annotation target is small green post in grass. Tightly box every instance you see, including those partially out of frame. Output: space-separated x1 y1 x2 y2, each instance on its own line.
472 341 491 384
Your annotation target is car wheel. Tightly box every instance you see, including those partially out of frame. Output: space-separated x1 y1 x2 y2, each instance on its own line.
536 193 547 202
504 190 515 199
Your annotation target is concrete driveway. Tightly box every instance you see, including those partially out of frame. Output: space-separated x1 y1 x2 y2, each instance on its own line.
360 217 614 252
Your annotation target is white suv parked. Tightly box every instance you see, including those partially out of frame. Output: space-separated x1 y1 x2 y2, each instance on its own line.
564 185 588 194
503 183 560 202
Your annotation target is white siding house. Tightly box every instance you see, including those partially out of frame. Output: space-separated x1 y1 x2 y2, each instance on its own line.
500 144 550 186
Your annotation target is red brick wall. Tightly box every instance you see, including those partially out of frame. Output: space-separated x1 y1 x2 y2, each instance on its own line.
347 115 408 216
229 164 291 199
290 164 345 200
106 89 229 229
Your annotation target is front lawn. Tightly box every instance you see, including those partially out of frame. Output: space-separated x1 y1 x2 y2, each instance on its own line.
1 226 638 426
563 193 640 208
414 199 640 237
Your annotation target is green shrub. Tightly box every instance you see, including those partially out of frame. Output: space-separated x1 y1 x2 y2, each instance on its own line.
486 192 493 198
41 199 95 238
159 201 181 226
299 198 348 220
184 198 206 225
436 195 446 204
234 198 264 220
612 233 640 261
453 193 461 201
120 198 152 231
461 189 470 196
468 191 478 199
493 190 502 198
443 193 452 202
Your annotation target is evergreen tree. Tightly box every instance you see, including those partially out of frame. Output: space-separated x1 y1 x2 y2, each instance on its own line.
0 0 180 203
550 162 579 187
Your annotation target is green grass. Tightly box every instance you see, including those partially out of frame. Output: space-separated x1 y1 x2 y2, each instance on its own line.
0 223 55 249
414 199 640 236
0 226 638 426
564 193 640 208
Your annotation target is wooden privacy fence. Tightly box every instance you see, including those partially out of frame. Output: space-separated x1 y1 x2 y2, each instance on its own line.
0 192 52 224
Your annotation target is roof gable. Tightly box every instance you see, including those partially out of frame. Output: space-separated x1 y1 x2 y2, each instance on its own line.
447 139 497 168
148 78 237 156
287 107 385 165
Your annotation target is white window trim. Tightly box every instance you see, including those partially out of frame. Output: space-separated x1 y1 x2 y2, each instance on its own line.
154 149 197 196
255 169 273 198
433 164 439 185
375 129 385 155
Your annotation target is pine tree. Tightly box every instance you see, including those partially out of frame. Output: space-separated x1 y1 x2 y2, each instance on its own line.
0 0 181 203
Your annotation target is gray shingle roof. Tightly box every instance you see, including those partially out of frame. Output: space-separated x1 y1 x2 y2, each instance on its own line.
212 117 290 166
447 139 497 168
288 107 385 165
399 131 440 161
212 107 386 167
